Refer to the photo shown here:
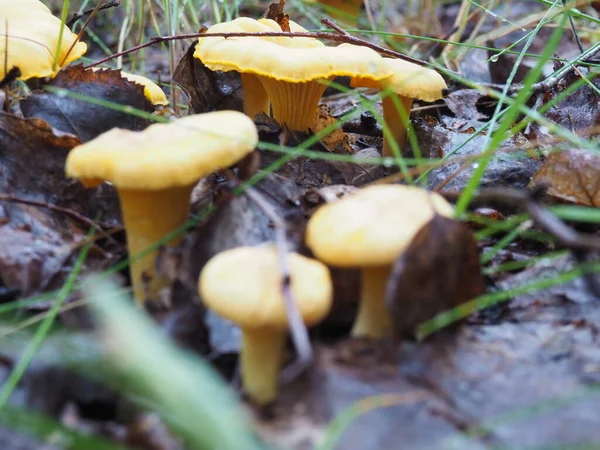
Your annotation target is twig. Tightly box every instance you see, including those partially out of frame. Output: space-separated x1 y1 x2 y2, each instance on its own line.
0 194 116 244
478 40 600 96
85 18 433 69
222 171 314 384
440 187 600 296
562 0 585 54
66 0 121 28
322 17 350 36
441 187 600 252
62 1 118 66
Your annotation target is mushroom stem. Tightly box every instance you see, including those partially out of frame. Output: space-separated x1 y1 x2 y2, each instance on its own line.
381 94 413 158
259 78 330 131
241 73 269 119
351 265 393 338
240 328 287 405
118 185 194 304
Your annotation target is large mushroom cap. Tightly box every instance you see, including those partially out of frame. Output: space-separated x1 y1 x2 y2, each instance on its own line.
352 58 447 102
199 246 333 330
65 111 258 189
306 184 455 267
0 0 87 80
194 17 392 83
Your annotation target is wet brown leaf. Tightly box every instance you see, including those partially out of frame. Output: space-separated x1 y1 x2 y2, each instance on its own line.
172 43 243 114
544 71 600 134
313 106 353 154
530 148 600 207
386 214 486 338
0 113 119 295
264 0 290 31
20 65 154 142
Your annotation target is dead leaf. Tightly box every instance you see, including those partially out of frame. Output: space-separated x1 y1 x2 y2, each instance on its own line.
386 214 486 339
530 148 600 207
313 106 353 153
172 43 243 114
0 113 119 295
20 65 155 142
544 70 600 134
264 0 290 32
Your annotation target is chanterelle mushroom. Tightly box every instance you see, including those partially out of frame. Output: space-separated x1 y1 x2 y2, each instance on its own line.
199 245 333 405
66 111 258 304
305 184 454 339
91 68 169 106
0 0 87 80
352 58 447 158
194 17 392 131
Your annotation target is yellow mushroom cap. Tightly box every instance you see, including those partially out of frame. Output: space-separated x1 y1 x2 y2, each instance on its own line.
194 17 392 83
199 246 333 330
306 185 455 267
0 0 87 80
91 68 169 106
65 111 258 190
352 58 447 102
120 72 169 106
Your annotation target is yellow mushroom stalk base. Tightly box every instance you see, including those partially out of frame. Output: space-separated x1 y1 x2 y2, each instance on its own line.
118 185 194 303
241 73 270 120
259 78 330 131
351 266 393 339
241 328 287 405
381 95 413 158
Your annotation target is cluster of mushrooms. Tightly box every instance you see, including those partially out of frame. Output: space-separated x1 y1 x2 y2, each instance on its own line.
1 0 167 105
5 5 452 406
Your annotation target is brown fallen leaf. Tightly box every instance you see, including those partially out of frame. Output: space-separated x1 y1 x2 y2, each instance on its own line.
0 113 120 295
385 214 486 339
544 70 600 135
313 106 354 153
20 65 155 142
530 148 600 207
172 43 243 114
264 0 290 32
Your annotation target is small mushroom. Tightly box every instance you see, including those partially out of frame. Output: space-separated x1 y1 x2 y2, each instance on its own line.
194 17 392 131
66 111 258 303
90 68 169 106
1 0 87 80
352 58 447 158
305 184 454 339
198 245 333 405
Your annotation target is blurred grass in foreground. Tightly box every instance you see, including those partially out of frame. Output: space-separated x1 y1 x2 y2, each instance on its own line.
83 276 266 450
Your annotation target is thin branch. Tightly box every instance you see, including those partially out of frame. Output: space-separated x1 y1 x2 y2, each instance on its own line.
62 1 118 66
0 194 116 244
440 187 600 297
85 19 432 69
440 187 600 253
562 0 585 54
322 17 351 36
66 0 121 28
222 171 314 384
